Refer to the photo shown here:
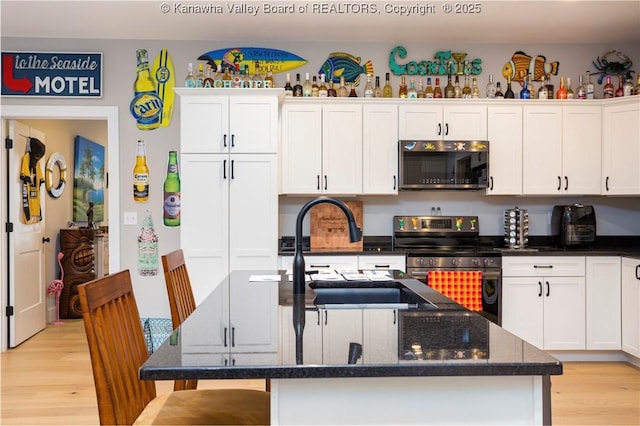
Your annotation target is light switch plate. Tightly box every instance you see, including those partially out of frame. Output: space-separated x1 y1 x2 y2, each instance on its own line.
123 211 137 225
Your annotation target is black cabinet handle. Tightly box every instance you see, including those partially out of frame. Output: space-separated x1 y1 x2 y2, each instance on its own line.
546 281 550 297
316 310 321 325
534 265 553 269
317 175 320 190
606 176 610 192
223 159 227 179
224 327 228 347
324 175 328 190
231 327 235 347
231 160 235 179
445 123 449 136
324 310 328 325
437 123 442 136
557 176 561 191
310 264 331 268
375 264 390 268
231 134 235 147
393 175 397 190
489 176 494 190
636 264 640 280
564 176 568 191
538 281 542 297
393 310 397 325
42 237 50 243
223 134 227 148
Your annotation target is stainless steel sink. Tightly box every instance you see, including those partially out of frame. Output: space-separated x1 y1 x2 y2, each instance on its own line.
310 281 436 310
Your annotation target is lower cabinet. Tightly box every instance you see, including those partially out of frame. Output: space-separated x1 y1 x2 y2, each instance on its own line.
621 257 640 357
280 306 398 365
585 257 621 350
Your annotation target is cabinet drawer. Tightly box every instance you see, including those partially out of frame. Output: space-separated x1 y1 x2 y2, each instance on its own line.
502 256 585 277
357 255 405 272
278 255 359 273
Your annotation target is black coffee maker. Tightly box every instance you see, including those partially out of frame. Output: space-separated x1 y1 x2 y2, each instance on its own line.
551 204 596 247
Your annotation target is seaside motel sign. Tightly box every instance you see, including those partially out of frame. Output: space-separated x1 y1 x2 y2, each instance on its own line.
1 52 103 98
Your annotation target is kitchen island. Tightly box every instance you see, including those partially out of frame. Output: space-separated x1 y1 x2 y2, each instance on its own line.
140 270 562 425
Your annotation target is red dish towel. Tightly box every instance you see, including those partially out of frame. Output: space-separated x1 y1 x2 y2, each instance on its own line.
428 270 483 312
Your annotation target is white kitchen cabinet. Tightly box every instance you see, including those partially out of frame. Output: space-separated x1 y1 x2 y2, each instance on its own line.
279 255 359 273
585 257 621 350
280 307 323 365
398 104 487 140
621 257 640 357
280 101 362 195
602 98 640 195
363 103 398 194
357 255 406 272
181 154 278 303
322 309 364 364
363 309 399 364
562 105 602 194
502 256 586 350
177 88 279 154
486 105 523 195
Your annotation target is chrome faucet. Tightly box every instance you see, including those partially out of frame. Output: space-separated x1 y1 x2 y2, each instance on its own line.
292 197 362 364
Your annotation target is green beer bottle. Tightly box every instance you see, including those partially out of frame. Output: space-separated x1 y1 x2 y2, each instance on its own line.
163 151 181 227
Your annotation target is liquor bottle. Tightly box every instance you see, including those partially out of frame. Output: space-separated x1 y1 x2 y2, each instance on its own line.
373 76 383 98
138 210 158 276
302 73 312 97
566 77 574 99
504 76 515 98
544 74 555 99
232 63 242 88
407 79 417 98
585 71 595 99
311 75 319 97
623 72 634 96
453 76 462 98
318 74 328 97
444 75 454 98
364 74 374 98
425 77 434 98
576 74 586 99
486 74 496 99
252 61 263 88
348 83 358 97
383 73 393 98
185 63 197 87
163 151 181 227
132 49 161 130
337 76 348 97
556 77 568 99
471 77 480 99
603 75 615 98
398 76 408 98
293 73 303 97
528 74 537 99
462 75 471 98
327 80 337 97
495 82 504 98
417 79 426 98
222 67 232 86
538 79 548 99
615 76 624 97
264 66 275 88
133 139 149 202
433 78 442 98
636 73 640 95
519 76 530 99
196 63 205 87
203 65 214 88
283 73 293 97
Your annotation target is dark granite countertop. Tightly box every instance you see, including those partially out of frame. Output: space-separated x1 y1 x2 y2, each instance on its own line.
140 270 562 381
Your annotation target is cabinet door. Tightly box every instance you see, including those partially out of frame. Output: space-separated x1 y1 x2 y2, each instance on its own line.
522 105 563 194
562 106 601 195
280 307 323 365
322 309 363 365
230 279 278 353
621 257 640 357
398 105 442 140
181 96 228 153
357 255 406 272
502 277 544 348
363 309 398 364
543 276 586 350
228 154 278 272
322 104 363 194
181 154 229 303
602 100 640 195
585 257 621 350
181 282 229 354
229 96 278 153
280 103 322 194
443 105 487 140
363 104 398 194
486 106 523 195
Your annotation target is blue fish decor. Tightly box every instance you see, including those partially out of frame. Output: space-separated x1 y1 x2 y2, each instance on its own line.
319 52 374 85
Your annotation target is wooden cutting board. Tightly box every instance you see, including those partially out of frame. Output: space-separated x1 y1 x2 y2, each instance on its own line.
310 201 363 251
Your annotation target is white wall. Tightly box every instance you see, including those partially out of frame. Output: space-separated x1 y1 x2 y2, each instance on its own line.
2 37 639 318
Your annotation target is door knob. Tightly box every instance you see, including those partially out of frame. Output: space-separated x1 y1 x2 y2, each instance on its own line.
42 237 50 243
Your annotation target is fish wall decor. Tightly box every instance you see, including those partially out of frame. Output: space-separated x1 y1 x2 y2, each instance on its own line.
198 47 307 74
319 52 374 85
502 51 559 85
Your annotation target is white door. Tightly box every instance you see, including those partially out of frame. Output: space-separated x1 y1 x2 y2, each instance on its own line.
7 120 47 347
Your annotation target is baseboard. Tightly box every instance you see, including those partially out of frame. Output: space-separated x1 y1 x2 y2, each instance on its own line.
547 350 640 368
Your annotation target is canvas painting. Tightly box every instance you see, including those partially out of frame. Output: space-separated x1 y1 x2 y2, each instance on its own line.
73 135 105 222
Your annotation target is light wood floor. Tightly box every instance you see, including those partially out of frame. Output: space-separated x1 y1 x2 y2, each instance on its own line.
1 320 639 425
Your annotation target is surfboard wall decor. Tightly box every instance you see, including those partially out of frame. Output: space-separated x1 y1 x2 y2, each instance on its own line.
198 47 307 75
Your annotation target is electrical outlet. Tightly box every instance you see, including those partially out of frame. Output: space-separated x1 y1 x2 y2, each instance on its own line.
123 211 137 226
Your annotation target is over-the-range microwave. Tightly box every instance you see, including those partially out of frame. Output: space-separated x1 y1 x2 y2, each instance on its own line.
398 140 489 190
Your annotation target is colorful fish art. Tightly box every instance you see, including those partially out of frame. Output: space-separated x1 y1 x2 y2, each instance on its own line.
198 47 307 74
319 52 374 86
502 51 559 85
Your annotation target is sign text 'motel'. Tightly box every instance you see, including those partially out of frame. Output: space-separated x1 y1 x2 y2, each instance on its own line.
1 52 103 98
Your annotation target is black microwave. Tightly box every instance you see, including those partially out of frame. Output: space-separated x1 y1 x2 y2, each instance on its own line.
399 140 489 190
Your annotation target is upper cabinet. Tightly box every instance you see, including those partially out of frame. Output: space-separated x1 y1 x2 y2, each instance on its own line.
602 98 640 195
177 88 280 154
486 105 523 195
363 103 398 194
398 104 487 140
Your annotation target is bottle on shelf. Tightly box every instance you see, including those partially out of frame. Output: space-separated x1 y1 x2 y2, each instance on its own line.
576 74 587 99
623 72 634 96
444 74 455 98
462 75 471 98
264 66 275 88
242 65 252 88
528 73 537 99
556 76 568 99
337 76 348 97
203 65 214 88
603 75 615 98
407 78 417 98
138 210 158 276
433 77 442 98
398 76 408 98
185 63 197 87
504 76 515 99
348 83 358 97
425 77 434 98
614 76 624 97
383 72 393 98
252 61 263 88
284 73 293 97
538 77 548 99
302 73 312 97
494 81 504 98
196 63 205 87
222 67 232 86
585 71 595 99
163 151 181 227
373 75 383 98
133 49 161 130
485 74 496 99
364 74 374 98
293 73 303 97
318 74 328 97
519 76 530 99
566 77 574 99
417 79 425 98
311 75 319 97
327 80 337 97
232 63 242 88
636 73 640 95
453 76 462 98
544 74 555 99
133 139 149 203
